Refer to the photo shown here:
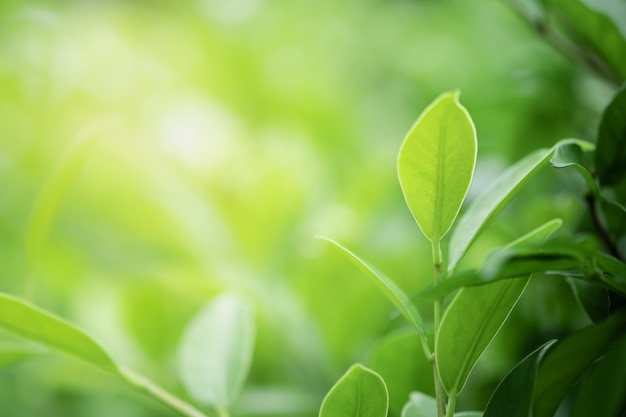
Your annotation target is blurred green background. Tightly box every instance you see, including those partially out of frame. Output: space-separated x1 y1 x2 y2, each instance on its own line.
0 0 615 416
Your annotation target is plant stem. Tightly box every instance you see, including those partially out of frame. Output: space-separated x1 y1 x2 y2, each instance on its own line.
119 366 211 417
445 393 457 417
431 240 448 417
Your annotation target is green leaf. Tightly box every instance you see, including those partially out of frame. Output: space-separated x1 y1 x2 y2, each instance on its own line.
401 393 483 417
0 344 41 368
0 293 118 373
504 218 563 248
400 392 436 417
483 340 555 417
419 220 564 299
436 278 529 396
398 91 477 242
533 310 626 417
595 84 626 186
318 237 426 340
448 139 593 272
572 335 626 417
568 279 611 323
178 293 255 408
547 0 626 84
319 364 388 417
0 293 211 417
368 330 435 414
550 141 597 193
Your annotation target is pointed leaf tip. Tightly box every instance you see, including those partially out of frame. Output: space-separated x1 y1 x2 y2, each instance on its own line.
398 91 477 242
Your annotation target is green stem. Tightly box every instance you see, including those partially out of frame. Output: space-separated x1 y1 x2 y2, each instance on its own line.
431 240 448 417
445 393 457 417
119 366 211 417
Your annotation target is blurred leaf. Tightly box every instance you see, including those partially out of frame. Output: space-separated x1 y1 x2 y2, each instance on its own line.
178 293 255 408
572 335 626 417
568 279 611 323
401 393 483 417
595 84 626 186
436 278 529 396
368 330 435 414
0 344 41 368
548 0 626 84
319 237 427 340
319 364 388 417
483 340 555 417
121 280 207 361
0 293 117 373
0 295 211 417
400 392 436 417
25 120 118 268
449 139 592 272
398 90 477 242
533 309 626 417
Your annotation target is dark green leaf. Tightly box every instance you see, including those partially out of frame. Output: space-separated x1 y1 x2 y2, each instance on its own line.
483 340 555 417
572 335 626 417
319 364 388 417
527 0 626 85
533 310 626 417
436 278 529 396
568 279 611 323
596 84 626 186
449 139 592 272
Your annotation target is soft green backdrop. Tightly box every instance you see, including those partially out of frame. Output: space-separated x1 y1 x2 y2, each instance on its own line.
0 0 614 416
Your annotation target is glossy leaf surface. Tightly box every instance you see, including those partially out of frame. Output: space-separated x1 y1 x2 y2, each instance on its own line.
595 84 626 186
436 278 528 396
550 141 597 192
319 364 388 417
483 340 555 417
419 219 563 299
533 310 626 417
398 91 476 242
178 293 255 407
319 237 426 338
448 139 592 271
568 279 611 323
572 335 626 417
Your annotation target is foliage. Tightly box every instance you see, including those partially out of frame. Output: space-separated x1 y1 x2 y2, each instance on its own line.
0 0 625 417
